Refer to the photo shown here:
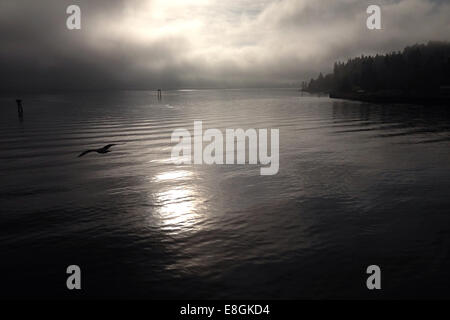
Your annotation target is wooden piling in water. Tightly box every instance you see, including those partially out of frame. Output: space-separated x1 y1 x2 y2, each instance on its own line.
16 99 24 118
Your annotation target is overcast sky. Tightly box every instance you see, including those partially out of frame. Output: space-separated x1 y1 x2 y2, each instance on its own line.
1 0 449 92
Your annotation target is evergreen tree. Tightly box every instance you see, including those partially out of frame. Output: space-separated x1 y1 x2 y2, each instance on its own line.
304 42 450 94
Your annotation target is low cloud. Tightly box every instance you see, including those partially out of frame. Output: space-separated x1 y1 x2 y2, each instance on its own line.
1 0 449 92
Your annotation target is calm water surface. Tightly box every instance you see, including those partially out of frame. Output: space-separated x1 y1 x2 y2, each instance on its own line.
1 89 449 298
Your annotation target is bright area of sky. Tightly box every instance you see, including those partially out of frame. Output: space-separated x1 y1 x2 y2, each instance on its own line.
1 0 449 91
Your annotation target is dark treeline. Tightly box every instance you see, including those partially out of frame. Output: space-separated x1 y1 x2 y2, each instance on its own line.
303 42 450 96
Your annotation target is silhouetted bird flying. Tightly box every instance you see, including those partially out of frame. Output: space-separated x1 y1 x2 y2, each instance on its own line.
78 144 117 157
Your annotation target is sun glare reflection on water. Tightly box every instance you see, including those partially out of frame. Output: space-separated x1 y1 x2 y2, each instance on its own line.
154 170 193 182
150 170 204 234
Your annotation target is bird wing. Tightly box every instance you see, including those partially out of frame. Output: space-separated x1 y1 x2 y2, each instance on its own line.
103 144 117 151
78 149 95 157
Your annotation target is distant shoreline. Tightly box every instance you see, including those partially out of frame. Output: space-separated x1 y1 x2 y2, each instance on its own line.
328 91 450 106
302 42 450 106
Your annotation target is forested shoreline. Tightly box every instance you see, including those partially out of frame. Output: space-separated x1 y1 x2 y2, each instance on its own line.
302 42 450 104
